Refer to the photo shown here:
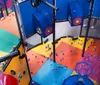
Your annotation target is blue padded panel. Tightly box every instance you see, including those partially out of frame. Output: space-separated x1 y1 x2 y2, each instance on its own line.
76 0 90 17
56 0 69 21
92 0 100 18
19 0 36 37
18 0 90 37
35 0 52 18
32 11 52 38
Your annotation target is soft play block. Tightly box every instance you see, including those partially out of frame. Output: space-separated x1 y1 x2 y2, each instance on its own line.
68 1 83 26
32 12 53 38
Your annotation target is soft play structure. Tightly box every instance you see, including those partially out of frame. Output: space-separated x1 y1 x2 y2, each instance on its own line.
0 0 100 85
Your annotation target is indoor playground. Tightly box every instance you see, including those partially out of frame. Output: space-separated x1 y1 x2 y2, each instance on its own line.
0 0 100 85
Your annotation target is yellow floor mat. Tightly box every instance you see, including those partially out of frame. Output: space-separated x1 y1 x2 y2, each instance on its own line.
32 37 93 58
60 37 93 50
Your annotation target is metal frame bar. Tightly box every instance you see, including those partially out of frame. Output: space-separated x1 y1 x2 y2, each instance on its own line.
82 0 95 57
13 0 32 83
0 9 4 17
1 42 32 85
2 41 22 72
13 1 25 46
52 0 56 62
41 36 43 44
0 50 20 62
24 54 32 85
42 0 58 10
79 19 84 36
4 0 9 15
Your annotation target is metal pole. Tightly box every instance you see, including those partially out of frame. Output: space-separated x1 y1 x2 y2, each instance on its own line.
4 0 9 15
13 1 25 46
52 0 56 62
24 54 32 84
82 0 94 57
0 50 20 62
41 36 43 44
0 9 4 17
14 0 32 82
79 20 84 36
13 0 32 82
42 0 59 10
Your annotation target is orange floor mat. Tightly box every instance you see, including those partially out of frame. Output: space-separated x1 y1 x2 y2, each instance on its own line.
50 42 82 70
0 12 19 36
26 50 47 76
86 39 100 57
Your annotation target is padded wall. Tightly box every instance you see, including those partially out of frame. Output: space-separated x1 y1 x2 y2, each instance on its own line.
19 1 36 37
18 0 70 37
92 0 100 18
18 0 90 37
76 0 90 17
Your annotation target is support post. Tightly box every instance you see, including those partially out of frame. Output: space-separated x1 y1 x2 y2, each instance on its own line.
79 20 84 36
52 0 56 62
13 0 32 82
13 0 25 46
82 0 94 57
0 9 4 17
4 0 8 16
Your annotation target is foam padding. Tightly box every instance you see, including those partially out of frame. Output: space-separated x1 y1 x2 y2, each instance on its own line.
86 39 100 57
26 50 47 77
32 41 53 58
33 12 52 38
32 38 93 58
60 37 93 50
0 28 19 52
0 13 19 36
32 59 73 85
50 42 82 70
